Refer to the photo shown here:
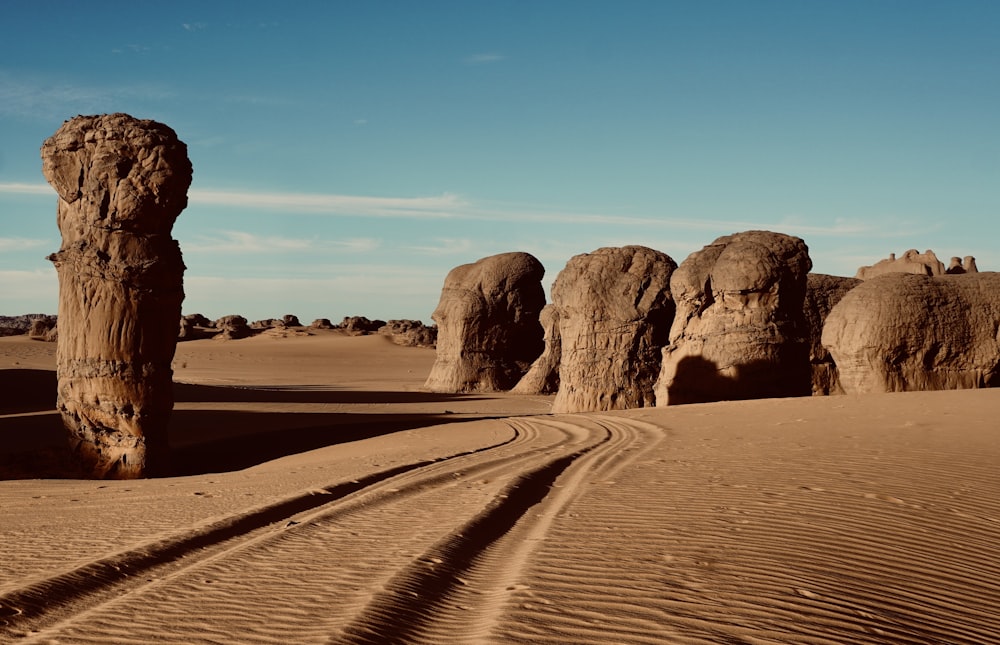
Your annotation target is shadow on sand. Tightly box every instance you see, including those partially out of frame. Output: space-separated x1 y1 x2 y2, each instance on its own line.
0 369 499 479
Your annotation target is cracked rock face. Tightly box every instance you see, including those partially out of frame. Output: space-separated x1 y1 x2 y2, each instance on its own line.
550 246 676 413
822 272 1000 394
655 230 813 405
43 113 192 478
803 273 861 395
424 252 545 393
512 304 561 395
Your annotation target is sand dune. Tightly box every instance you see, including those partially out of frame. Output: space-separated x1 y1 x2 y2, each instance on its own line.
2 333 999 643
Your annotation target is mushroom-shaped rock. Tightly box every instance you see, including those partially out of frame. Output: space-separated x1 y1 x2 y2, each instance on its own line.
424 252 545 392
821 272 1000 394
803 274 861 395
655 231 813 405
855 249 947 280
512 304 561 395
551 246 676 413
42 113 192 478
213 315 252 339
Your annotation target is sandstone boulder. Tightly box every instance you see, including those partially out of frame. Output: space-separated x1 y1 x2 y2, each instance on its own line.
655 231 813 405
213 315 252 340
803 274 861 395
856 249 948 280
42 113 192 478
341 316 387 335
282 314 301 327
822 272 1000 393
28 316 58 342
378 319 437 347
551 246 676 413
310 318 335 329
178 314 213 341
425 252 545 393
512 304 561 395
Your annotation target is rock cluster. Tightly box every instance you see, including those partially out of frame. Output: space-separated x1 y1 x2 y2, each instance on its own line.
512 305 561 395
0 314 56 337
855 249 978 280
551 246 676 413
425 252 545 392
42 113 192 478
378 319 437 347
803 274 861 395
655 231 813 405
822 272 1000 393
341 316 387 335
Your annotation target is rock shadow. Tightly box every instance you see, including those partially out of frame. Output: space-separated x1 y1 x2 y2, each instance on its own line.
666 356 811 405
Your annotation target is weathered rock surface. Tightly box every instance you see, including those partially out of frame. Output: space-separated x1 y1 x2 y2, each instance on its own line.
341 316 387 335
43 113 192 478
551 246 676 413
213 315 252 340
655 231 813 405
310 318 334 330
0 314 56 337
378 319 437 347
803 274 861 395
28 317 58 342
855 249 965 280
512 304 561 395
178 314 213 341
425 252 545 393
282 314 301 327
822 272 1000 394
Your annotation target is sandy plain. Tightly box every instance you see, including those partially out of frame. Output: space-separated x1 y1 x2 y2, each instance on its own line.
1 330 999 644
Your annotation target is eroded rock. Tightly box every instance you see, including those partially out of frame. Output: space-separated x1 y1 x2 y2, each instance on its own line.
551 246 676 413
655 231 813 405
803 274 861 395
822 272 1000 393
512 304 561 395
425 252 545 392
43 113 192 478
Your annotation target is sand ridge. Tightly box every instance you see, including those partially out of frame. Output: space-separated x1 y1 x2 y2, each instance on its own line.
2 333 999 643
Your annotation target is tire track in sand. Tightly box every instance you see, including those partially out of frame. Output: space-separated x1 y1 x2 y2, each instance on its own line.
0 419 562 641
334 414 663 644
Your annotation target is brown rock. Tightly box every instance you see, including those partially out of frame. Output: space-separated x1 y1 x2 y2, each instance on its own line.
213 315 252 339
310 318 334 329
655 231 813 405
378 319 437 347
42 113 192 478
551 246 676 413
803 274 861 395
855 249 946 280
821 272 1000 393
341 316 387 335
512 305 561 395
424 252 545 393
27 316 58 342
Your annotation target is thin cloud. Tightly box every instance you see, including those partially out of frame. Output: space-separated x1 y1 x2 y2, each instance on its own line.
182 22 208 31
0 183 52 196
183 231 380 254
465 53 506 65
407 238 475 255
188 188 469 218
0 237 48 252
0 72 173 120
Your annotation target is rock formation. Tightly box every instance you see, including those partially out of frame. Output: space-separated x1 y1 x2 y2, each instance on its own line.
28 317 59 342
178 314 213 341
282 314 301 327
854 249 976 280
803 274 861 395
425 252 545 393
310 318 335 330
213 315 252 340
512 304 561 395
42 113 192 478
341 316 387 335
378 319 437 347
551 246 676 413
822 272 1000 394
655 231 813 406
0 314 56 337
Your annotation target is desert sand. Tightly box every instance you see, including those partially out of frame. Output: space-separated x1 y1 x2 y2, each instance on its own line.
1 331 999 644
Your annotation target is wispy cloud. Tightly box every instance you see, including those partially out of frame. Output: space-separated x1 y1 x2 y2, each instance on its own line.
0 182 52 196
182 22 208 31
183 231 381 254
187 188 469 218
0 237 48 252
0 72 173 120
465 53 506 65
407 238 475 255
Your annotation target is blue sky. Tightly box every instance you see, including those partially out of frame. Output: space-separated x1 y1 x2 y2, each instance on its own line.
1 1 997 323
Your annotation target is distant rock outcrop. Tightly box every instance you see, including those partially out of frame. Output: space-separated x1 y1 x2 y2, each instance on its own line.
341 316 387 335
378 319 437 347
178 314 214 341
213 315 252 340
425 252 545 393
0 314 56 337
282 314 301 327
854 249 978 280
655 231 813 405
28 316 58 342
310 318 335 329
822 272 1000 394
42 113 192 478
551 246 676 413
512 305 561 395
803 274 861 395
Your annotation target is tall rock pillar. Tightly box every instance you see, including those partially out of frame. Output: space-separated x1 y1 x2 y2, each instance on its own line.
42 113 192 478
